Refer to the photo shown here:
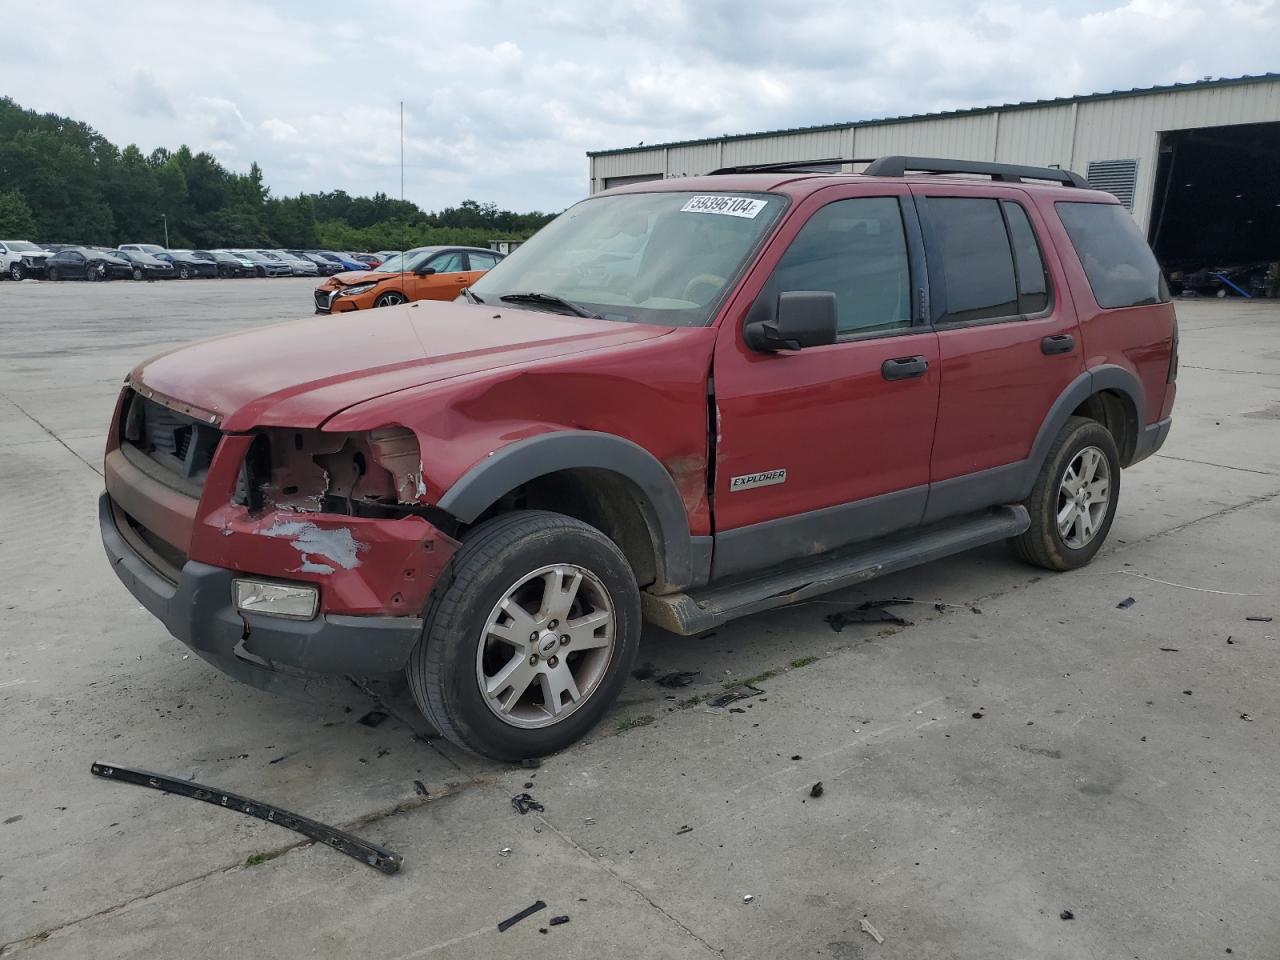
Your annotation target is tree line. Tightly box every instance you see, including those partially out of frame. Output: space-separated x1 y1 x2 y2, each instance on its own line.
0 96 557 249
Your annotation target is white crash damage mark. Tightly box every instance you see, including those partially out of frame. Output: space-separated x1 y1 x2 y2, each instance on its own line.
262 519 363 572
416 460 427 499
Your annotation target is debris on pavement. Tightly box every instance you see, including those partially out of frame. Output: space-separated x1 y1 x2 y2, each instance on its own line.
791 754 802 760
676 825 693 835
1241 713 1254 722
825 599 913 631
655 671 699 688
1116 597 1136 609
356 709 389 728
742 894 755 904
972 712 985 719
413 780 429 797
499 847 512 856
584 817 596 825
860 918 885 943
1060 910 1075 920
1227 636 1236 645
1246 616 1273 622
708 684 765 708
809 781 824 798
549 915 571 926
511 793 544 815
498 900 546 932
90 761 403 874
1159 647 1179 652
523 781 534 789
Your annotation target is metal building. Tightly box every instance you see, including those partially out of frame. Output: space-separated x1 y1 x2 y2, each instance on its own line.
587 74 1280 278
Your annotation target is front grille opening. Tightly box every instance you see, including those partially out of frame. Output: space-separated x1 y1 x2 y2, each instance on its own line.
113 502 187 584
120 389 220 491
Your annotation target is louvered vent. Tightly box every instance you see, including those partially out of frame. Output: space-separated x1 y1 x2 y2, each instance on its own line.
1086 159 1138 210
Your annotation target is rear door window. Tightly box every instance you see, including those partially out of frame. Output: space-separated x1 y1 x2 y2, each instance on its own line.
429 252 465 273
925 197 1018 323
772 197 913 335
1002 201 1050 314
1055 201 1169 308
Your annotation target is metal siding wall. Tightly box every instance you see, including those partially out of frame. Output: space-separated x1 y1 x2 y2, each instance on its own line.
665 142 722 178
852 114 998 162
721 130 847 168
993 106 1075 166
590 149 666 192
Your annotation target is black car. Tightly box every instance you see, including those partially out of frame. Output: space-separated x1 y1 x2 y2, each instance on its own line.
157 250 218 279
112 249 177 280
203 250 254 278
44 247 133 281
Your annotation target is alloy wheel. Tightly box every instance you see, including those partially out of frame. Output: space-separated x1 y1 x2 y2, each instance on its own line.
1057 445 1111 549
475 563 616 729
376 292 407 307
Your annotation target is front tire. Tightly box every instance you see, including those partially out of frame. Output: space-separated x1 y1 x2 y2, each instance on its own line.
1010 416 1120 571
9 262 23 281
48 266 60 281
407 511 641 761
132 267 143 281
178 263 191 279
374 291 407 308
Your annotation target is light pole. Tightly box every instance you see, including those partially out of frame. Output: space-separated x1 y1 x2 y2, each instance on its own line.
161 214 169 248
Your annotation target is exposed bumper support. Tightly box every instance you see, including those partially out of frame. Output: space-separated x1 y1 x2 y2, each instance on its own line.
100 494 422 694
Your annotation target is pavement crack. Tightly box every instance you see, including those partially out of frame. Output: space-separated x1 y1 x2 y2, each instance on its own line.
1155 453 1279 476
0 390 102 477
534 813 724 956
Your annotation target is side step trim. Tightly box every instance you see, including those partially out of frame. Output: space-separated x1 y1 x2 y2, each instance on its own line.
642 506 1028 635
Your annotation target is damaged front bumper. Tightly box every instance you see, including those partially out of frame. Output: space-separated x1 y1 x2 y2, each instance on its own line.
100 493 439 694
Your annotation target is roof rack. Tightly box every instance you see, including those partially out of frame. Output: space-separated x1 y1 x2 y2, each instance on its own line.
709 154 1089 188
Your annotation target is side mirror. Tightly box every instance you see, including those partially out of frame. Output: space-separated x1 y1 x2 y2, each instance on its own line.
745 290 838 352
415 266 437 276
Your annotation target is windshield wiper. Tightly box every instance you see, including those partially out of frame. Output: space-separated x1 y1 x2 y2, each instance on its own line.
462 286 485 304
499 292 599 318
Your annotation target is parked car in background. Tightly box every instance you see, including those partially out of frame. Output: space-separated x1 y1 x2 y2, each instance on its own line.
1 240 52 280
233 250 293 277
207 250 256 278
112 249 177 280
261 250 318 277
44 246 133 281
290 251 344 276
350 253 382 268
119 243 167 257
313 246 502 313
313 251 368 272
373 250 401 262
157 250 218 279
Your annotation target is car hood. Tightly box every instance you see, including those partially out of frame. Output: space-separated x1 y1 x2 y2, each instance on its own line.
131 299 675 432
326 269 385 285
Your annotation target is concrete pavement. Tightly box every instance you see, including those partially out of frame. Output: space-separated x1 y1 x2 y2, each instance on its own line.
1 278 1277 958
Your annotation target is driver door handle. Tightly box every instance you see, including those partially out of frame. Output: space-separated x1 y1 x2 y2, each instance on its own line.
1041 334 1075 355
882 356 929 381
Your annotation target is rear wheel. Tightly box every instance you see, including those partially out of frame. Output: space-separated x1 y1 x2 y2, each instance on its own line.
47 266 60 281
132 267 143 281
374 290 407 308
407 511 641 761
1009 416 1120 571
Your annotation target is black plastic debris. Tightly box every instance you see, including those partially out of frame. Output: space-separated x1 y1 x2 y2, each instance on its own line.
809 782 824 798
511 792 544 815
498 900 546 932
549 915 570 926
972 712 985 719
357 709 389 728
1117 597 1136 609
413 780 429 797
729 707 746 714
1159 647 1179 652
676 825 693 835
791 754 802 761
1060 910 1074 921
655 671 699 688
523 781 534 789
708 685 765 708
1241 713 1254 722
632 663 657 681
826 599 914 631
1246 616 1273 623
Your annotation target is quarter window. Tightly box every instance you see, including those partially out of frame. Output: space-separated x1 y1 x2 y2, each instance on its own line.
1055 201 1169 309
468 251 499 270
772 197 912 335
927 197 1018 323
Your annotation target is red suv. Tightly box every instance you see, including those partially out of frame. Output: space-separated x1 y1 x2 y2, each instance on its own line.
100 156 1176 760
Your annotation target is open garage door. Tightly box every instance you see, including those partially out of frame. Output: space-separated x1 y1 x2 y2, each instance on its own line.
1149 121 1280 297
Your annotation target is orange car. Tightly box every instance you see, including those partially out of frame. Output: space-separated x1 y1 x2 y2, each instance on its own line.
313 246 503 313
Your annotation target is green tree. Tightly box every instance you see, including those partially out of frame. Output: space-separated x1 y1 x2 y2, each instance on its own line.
0 190 36 236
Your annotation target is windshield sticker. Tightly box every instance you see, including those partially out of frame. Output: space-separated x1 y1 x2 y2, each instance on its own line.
680 196 768 219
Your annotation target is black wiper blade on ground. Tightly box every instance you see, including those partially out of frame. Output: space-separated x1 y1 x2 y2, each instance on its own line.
498 292 599 318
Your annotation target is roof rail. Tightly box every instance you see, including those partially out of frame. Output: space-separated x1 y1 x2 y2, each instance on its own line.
862 156 1089 187
709 158 877 175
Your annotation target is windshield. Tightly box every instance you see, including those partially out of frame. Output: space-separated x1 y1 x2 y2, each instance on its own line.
4 241 41 252
375 249 433 273
470 192 783 326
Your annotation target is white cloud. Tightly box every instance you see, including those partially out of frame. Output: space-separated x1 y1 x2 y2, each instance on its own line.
5 0 1277 212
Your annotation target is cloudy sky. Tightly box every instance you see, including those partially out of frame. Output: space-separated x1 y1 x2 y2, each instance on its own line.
6 0 1277 212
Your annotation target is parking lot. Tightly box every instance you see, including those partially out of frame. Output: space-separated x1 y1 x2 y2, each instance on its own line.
1 278 1278 958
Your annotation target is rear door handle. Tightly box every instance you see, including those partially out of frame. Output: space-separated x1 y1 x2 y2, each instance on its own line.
1041 334 1075 355
882 355 929 381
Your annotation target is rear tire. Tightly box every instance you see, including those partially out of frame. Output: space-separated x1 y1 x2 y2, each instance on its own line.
1009 416 1120 571
407 511 641 761
48 266 60 281
132 267 143 281
178 263 191 279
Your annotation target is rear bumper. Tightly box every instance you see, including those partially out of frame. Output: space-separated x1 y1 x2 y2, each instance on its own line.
1130 417 1172 466
100 493 424 692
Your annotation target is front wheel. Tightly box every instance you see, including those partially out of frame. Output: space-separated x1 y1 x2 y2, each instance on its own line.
407 511 641 760
48 266 60 281
374 290 407 308
132 267 143 281
178 263 191 279
9 262 23 281
1009 416 1120 571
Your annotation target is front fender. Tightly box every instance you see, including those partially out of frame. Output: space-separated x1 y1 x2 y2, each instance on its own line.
437 430 704 592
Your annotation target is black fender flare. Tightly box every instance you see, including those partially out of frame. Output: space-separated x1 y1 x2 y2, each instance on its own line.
1025 365 1145 486
435 431 701 591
